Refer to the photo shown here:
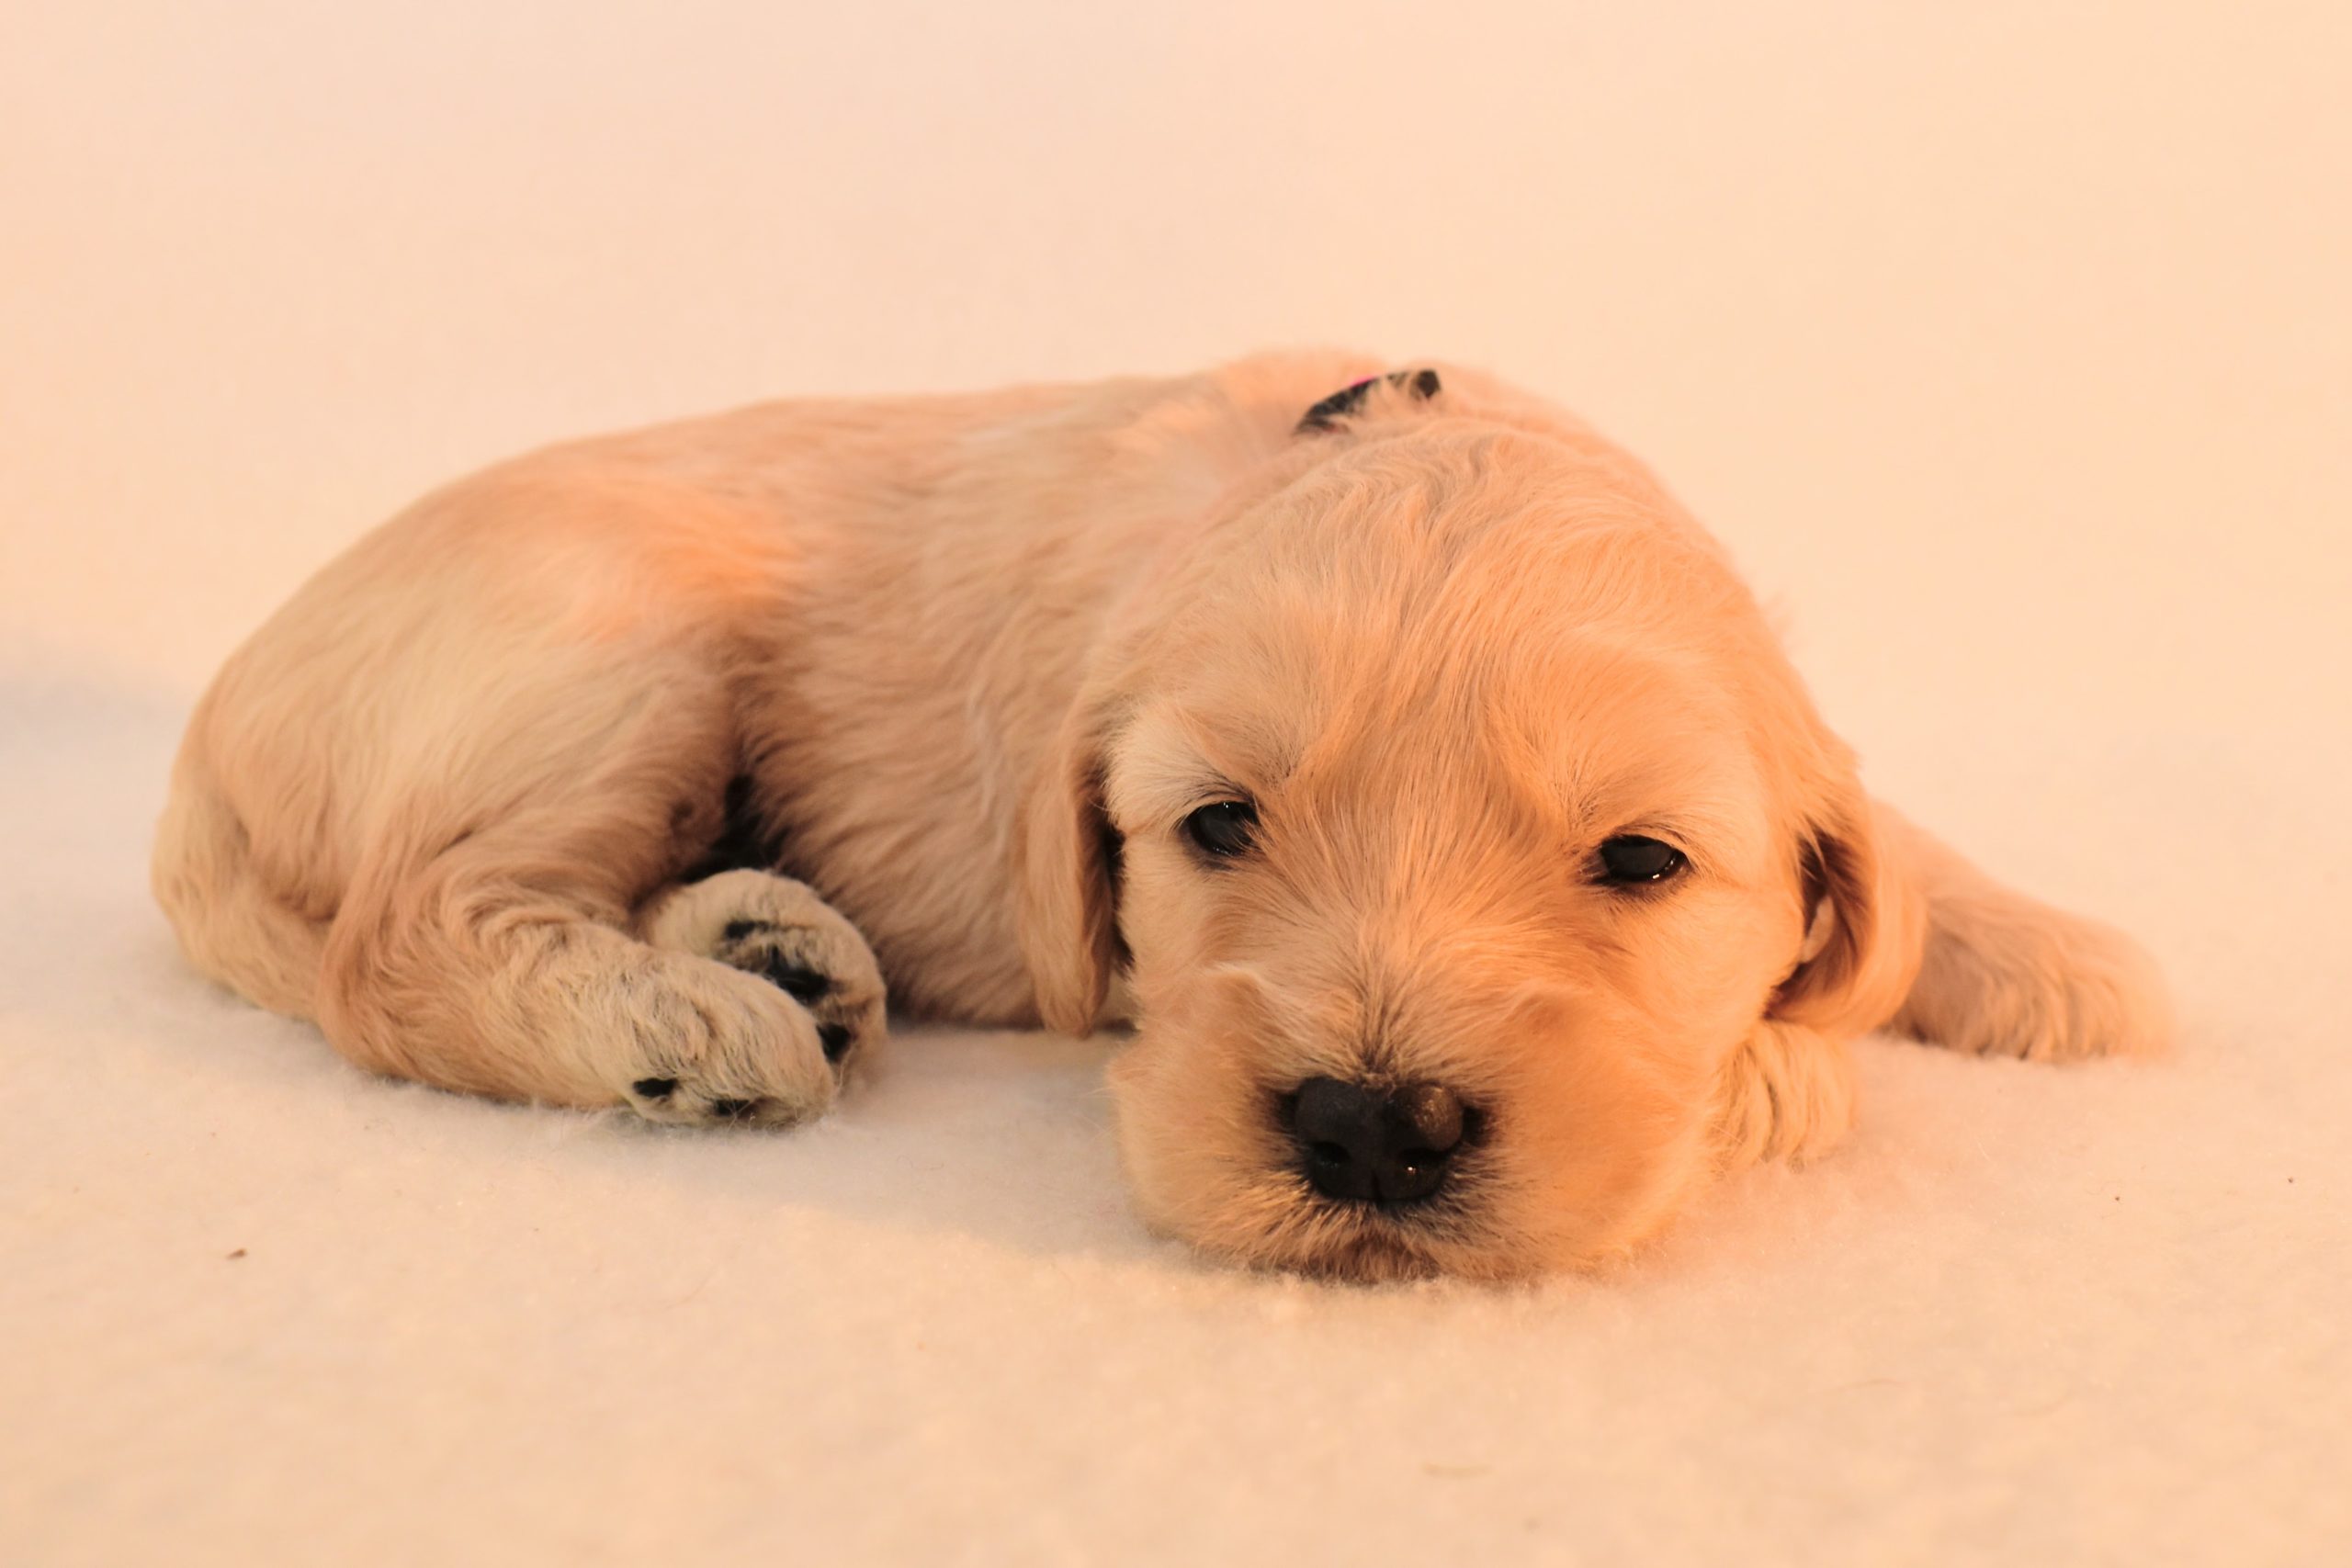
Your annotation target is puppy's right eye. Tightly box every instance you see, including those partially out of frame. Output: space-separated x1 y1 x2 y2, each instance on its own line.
1181 799 1259 860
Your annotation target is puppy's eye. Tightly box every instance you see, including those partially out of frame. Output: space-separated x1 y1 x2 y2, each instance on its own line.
1596 834 1686 886
1181 799 1259 860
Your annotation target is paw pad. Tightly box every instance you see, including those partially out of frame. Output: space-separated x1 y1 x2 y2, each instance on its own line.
757 954 833 1005
709 917 877 1072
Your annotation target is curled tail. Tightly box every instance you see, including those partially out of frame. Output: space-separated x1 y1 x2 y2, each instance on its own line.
153 750 327 1021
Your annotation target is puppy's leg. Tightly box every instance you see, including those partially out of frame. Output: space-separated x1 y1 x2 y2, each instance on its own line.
321 837 850 1125
307 639 861 1123
636 869 888 1078
1879 805 2174 1062
1713 1021 1858 1169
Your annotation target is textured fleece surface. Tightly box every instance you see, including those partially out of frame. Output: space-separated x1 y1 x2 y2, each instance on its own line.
5 4 2348 1564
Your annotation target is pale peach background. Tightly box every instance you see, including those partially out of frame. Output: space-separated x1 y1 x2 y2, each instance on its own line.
5 5 2349 1564
9 2 2346 717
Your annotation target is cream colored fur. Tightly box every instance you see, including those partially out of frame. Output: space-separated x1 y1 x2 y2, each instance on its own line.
153 351 2172 1278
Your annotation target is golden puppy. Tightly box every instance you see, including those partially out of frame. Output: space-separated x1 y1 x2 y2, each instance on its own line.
153 351 2171 1280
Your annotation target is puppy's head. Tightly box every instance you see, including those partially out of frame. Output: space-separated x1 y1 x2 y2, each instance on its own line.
1021 389 1905 1280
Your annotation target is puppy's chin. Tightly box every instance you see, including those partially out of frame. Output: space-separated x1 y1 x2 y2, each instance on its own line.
1104 1015 1720 1285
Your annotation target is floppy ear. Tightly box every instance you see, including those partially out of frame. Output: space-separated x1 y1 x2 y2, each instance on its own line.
1016 697 1125 1036
1769 769 1928 1039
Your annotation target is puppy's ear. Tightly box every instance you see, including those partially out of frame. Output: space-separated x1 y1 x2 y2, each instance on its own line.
1769 762 1927 1038
1017 697 1124 1036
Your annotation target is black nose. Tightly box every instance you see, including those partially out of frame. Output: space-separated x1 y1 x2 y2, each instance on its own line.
1287 1077 1468 1205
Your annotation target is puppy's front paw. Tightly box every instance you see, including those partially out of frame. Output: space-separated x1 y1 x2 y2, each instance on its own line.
1713 1020 1858 1170
634 869 888 1111
1900 900 2173 1063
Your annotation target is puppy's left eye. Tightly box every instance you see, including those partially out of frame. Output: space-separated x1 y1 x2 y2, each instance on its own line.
1181 799 1259 860
1596 834 1686 886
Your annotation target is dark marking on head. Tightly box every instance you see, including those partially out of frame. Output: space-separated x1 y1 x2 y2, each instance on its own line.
1295 367 1442 434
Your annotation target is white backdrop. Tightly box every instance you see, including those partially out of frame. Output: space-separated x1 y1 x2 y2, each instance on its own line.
5 4 2348 1563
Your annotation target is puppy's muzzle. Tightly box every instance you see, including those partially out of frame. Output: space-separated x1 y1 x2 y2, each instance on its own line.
1284 1077 1471 1206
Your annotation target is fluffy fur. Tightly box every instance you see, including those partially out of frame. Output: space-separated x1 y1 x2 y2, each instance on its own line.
153 351 2172 1280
